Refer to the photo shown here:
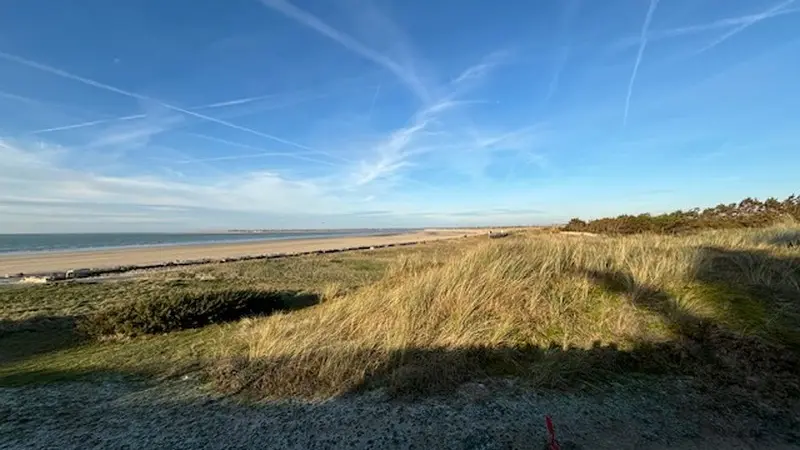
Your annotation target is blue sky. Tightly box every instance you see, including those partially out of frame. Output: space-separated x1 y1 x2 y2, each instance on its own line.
1 0 798 232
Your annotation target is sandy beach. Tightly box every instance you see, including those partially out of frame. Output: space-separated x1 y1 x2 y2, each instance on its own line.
0 230 477 276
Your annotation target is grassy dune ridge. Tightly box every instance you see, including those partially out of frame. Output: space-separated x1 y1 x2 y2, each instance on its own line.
1 227 799 408
215 225 800 399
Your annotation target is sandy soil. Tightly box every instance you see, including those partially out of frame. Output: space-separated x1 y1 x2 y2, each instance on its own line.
0 230 478 276
1 376 795 449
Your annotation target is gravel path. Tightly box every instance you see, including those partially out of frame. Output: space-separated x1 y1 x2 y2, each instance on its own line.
1 375 796 449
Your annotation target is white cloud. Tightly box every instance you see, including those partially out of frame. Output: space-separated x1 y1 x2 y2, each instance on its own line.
0 133 561 232
0 138 350 228
85 118 181 150
0 3 564 232
347 51 519 187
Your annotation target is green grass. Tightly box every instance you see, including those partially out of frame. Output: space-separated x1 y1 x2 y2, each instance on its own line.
220 227 800 399
1 229 798 408
0 326 223 385
0 239 467 385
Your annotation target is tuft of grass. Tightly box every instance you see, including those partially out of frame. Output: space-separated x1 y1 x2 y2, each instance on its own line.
78 289 319 338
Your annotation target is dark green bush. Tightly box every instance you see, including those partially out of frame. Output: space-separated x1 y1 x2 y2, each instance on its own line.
79 289 318 337
563 195 800 235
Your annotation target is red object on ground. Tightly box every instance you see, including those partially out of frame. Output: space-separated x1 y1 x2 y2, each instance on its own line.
545 415 561 450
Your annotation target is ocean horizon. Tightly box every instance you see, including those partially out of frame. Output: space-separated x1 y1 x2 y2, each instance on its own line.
0 230 414 254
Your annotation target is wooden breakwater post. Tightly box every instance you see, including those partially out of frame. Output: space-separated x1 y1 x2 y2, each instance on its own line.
487 230 510 239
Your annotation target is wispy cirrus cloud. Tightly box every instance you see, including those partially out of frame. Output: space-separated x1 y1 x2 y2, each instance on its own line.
258 0 430 102
350 58 516 186
255 0 523 188
0 38 523 209
83 113 184 150
0 138 343 217
0 136 549 232
5 0 792 232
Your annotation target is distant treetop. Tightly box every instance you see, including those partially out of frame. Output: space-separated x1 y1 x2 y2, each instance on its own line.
563 195 800 235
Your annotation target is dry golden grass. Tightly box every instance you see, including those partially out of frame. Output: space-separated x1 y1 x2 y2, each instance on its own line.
214 226 800 399
3 227 797 403
0 238 473 384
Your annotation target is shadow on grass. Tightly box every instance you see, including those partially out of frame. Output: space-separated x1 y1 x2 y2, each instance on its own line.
214 246 800 421
691 247 800 345
79 289 321 337
260 290 321 312
0 366 135 386
582 269 707 339
212 337 798 441
0 316 82 365
212 341 688 400
760 230 800 248
5 247 800 435
0 289 320 370
577 246 800 412
354 342 689 397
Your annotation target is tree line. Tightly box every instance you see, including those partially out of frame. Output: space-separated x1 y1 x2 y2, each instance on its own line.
562 195 800 235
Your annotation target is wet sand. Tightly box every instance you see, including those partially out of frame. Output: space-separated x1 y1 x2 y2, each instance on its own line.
0 230 477 276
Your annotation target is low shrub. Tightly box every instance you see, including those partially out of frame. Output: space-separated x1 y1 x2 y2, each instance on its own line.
563 194 800 235
79 289 318 337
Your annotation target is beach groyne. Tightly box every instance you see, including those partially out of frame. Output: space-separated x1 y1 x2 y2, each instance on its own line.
4 237 470 283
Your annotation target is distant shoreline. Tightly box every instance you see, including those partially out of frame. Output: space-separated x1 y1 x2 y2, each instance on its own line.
0 229 480 277
0 228 416 236
0 230 413 256
223 228 414 234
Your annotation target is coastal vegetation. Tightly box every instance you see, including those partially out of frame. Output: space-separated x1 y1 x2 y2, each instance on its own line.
563 195 800 235
2 216 798 424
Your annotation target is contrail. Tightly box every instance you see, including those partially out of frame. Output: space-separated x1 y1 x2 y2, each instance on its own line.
29 72 377 135
623 0 660 127
188 132 349 166
659 6 800 40
258 0 429 102
545 46 570 104
0 88 148 134
173 152 319 165
30 93 276 134
694 0 796 55
0 90 45 105
191 93 277 110
32 114 145 134
611 6 800 51
0 50 322 154
544 0 580 104
367 83 381 120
